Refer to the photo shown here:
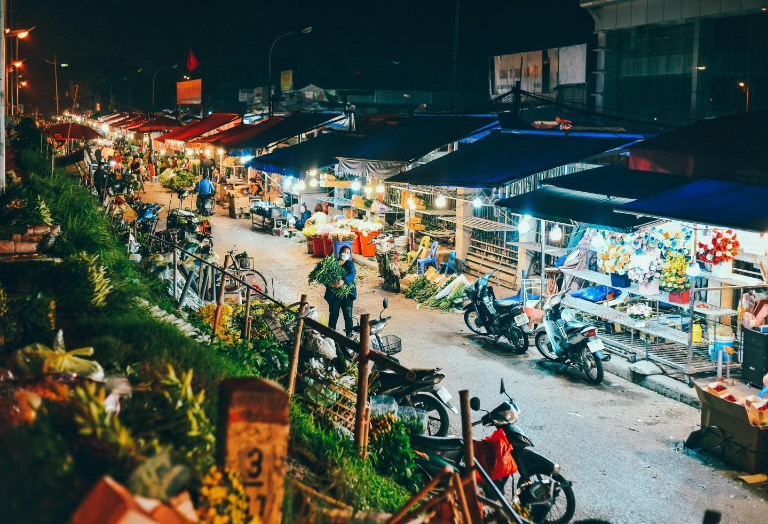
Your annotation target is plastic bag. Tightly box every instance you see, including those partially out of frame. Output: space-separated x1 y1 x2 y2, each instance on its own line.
473 428 517 480
571 285 622 303
13 330 105 380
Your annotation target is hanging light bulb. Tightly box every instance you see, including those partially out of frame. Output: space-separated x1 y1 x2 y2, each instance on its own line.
284 177 293 189
296 180 306 191
435 194 446 208
308 169 317 178
351 179 361 191
473 196 482 208
364 185 373 196
309 177 318 188
591 231 605 249
407 196 415 207
549 224 563 241
518 216 530 234
376 183 385 194
686 260 701 277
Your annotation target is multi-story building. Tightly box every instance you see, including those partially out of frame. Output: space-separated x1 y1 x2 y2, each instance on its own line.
581 0 768 120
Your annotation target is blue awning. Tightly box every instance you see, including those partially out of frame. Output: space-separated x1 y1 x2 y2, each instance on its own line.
227 112 345 154
496 186 655 232
386 130 640 188
616 179 768 233
249 133 365 178
543 165 690 199
336 114 498 177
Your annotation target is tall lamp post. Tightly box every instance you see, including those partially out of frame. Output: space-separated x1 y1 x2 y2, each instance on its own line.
738 81 750 112
109 76 127 110
4 26 33 116
127 68 143 109
44 54 66 114
268 26 312 116
152 64 178 110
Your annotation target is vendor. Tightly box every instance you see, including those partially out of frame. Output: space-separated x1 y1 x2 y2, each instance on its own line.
249 177 264 197
295 203 311 230
192 173 216 211
324 245 357 337
304 204 328 227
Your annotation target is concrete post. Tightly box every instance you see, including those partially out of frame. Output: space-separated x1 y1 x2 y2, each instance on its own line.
455 187 473 266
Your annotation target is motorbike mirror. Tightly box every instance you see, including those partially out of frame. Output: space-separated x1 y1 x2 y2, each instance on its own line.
553 464 560 475
500 379 506 395
383 297 389 310
469 397 481 411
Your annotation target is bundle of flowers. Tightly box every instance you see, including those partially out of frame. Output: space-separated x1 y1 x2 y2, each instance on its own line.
597 243 633 275
301 225 318 239
315 224 335 237
633 226 692 257
346 219 384 232
627 258 662 284
308 256 354 298
660 253 691 293
627 303 653 320
697 229 739 265
331 230 356 242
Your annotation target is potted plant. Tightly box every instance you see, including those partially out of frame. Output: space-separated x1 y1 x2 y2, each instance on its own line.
597 241 633 288
628 256 663 296
302 225 317 254
627 303 653 328
660 253 691 303
698 228 739 278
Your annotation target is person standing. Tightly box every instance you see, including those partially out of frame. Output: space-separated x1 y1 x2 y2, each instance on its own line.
324 245 357 337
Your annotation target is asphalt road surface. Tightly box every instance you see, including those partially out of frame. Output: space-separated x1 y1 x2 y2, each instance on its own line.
148 186 768 523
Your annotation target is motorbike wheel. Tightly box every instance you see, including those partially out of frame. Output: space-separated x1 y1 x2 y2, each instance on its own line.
409 393 450 437
506 327 529 354
240 269 269 296
518 468 576 524
464 308 485 335
535 331 560 362
581 348 604 384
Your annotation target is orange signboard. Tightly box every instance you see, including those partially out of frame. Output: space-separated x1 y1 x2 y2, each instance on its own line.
177 79 202 105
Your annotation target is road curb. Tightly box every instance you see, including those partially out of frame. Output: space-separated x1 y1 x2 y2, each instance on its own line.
603 356 701 407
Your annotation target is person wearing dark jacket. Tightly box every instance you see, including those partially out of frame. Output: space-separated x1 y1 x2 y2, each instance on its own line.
295 203 312 230
324 245 357 336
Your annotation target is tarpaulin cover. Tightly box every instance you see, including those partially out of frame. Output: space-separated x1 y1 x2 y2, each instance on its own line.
154 113 240 143
544 165 690 199
616 179 768 233
336 114 498 178
387 131 637 188
196 118 285 149
112 115 144 129
249 133 365 178
496 186 654 232
227 112 345 153
629 110 768 185
134 116 183 133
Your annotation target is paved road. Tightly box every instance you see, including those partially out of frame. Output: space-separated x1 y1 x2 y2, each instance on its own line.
148 186 768 523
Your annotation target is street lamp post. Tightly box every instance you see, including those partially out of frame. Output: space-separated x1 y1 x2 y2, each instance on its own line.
44 54 63 114
4 25 33 116
267 26 312 116
152 64 178 110
127 68 143 109
109 76 127 110
738 81 750 112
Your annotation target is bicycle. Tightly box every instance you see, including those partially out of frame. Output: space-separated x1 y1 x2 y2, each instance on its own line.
224 248 269 298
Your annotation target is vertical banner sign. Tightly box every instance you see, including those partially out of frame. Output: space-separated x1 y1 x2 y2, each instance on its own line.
280 70 293 92
176 79 202 105
217 378 289 523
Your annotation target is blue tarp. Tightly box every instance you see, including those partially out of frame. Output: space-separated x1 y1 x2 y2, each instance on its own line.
543 165 690 199
386 130 639 188
227 112 345 154
249 133 365 178
336 114 498 177
616 179 768 233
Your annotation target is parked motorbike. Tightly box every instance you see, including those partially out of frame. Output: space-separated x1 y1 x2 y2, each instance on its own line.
369 235 404 293
410 380 576 524
534 292 609 384
463 269 530 353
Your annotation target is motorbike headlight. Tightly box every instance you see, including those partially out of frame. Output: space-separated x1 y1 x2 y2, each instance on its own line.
370 323 384 334
432 373 445 384
493 407 519 425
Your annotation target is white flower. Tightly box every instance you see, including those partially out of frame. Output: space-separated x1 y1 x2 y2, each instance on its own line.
716 251 722 256
707 254 713 261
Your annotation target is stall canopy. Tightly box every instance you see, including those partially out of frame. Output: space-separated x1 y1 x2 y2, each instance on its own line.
249 133 365 178
387 130 639 188
336 114 498 178
134 116 183 133
629 109 768 184
227 112 345 154
544 165 690 199
616 179 768 233
154 113 240 144
198 118 285 150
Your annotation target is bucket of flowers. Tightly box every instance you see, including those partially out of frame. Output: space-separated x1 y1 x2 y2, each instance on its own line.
697 228 739 278
660 253 691 304
331 229 356 259
627 302 653 328
628 256 663 296
597 239 633 288
301 225 318 254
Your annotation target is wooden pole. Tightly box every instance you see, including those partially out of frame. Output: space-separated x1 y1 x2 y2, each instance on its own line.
197 264 205 298
355 314 371 452
460 389 484 524
243 287 252 339
287 294 307 397
452 471 472 524
387 466 453 524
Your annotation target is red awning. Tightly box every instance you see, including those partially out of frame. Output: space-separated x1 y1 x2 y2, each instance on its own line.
191 118 285 149
101 113 129 124
154 113 240 144
134 116 183 133
113 115 145 129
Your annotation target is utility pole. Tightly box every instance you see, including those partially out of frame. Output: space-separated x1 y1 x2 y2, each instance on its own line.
0 0 6 195
45 54 60 114
449 0 460 114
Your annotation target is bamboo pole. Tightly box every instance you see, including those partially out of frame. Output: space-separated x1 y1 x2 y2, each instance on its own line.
212 255 231 340
354 314 371 451
287 294 308 397
387 466 453 524
243 287 252 339
172 247 178 301
460 389 483 524
197 264 205 298
452 471 472 524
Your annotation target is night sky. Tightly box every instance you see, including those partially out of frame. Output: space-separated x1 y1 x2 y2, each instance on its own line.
16 0 593 113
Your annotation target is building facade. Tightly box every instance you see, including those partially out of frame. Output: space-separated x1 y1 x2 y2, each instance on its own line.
581 0 768 120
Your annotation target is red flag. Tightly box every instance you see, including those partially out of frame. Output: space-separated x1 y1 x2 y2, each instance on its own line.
187 48 199 72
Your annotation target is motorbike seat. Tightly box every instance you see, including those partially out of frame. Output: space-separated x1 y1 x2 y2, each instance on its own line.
494 298 521 309
564 321 590 332
411 433 463 454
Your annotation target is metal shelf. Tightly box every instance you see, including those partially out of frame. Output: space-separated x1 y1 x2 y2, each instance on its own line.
438 215 517 232
508 241 568 257
391 204 454 216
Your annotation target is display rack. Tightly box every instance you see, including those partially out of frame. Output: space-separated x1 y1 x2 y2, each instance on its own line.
438 215 517 232
508 241 569 257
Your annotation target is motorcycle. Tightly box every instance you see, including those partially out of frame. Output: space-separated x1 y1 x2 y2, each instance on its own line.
410 379 575 524
369 235 404 293
344 298 459 437
463 269 531 353
534 293 609 384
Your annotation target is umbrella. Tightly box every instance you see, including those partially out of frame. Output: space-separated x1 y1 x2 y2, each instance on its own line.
46 123 103 141
135 116 183 133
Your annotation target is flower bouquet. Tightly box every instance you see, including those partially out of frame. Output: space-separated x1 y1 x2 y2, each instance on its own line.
597 241 633 287
697 228 739 277
308 256 354 298
634 226 693 257
627 303 653 328
628 257 662 295
660 253 691 303
331 230 356 242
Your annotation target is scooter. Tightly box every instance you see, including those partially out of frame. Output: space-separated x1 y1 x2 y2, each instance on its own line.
463 269 531 353
534 292 610 385
349 298 459 437
410 379 576 524
370 235 404 293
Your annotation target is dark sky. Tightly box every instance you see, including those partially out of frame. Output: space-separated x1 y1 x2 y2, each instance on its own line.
16 0 593 113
